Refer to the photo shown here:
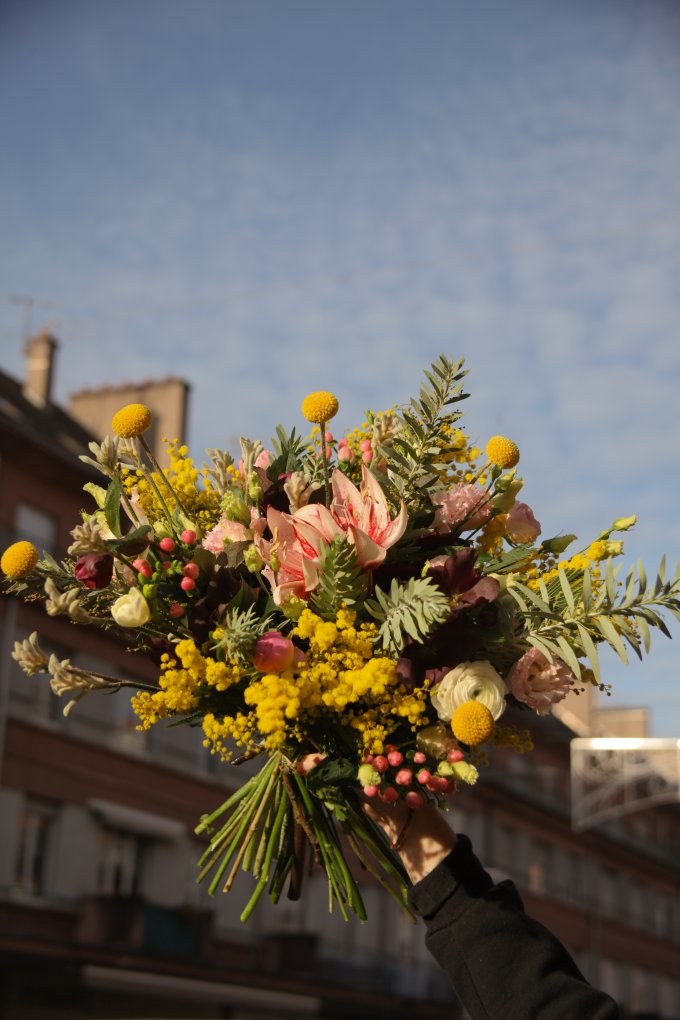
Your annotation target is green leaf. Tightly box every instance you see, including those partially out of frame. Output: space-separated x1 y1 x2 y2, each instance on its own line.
555 635 582 679
636 614 651 654
540 534 578 555
557 569 575 613
575 623 601 683
595 616 628 664
104 476 122 538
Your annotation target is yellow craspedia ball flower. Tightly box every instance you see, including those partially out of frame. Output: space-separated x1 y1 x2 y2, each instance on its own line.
451 700 495 746
486 435 520 469
1 541 39 578
112 403 153 438
301 390 339 424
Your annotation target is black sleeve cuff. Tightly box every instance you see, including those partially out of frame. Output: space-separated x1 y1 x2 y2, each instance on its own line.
407 833 495 919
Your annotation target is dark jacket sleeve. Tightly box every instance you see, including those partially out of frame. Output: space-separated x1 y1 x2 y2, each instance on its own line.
407 835 620 1020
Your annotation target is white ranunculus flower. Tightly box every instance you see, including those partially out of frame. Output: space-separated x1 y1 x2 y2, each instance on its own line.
111 588 151 628
430 661 507 722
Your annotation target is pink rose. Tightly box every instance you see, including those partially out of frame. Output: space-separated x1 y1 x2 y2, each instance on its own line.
506 648 573 714
432 484 491 534
505 502 541 544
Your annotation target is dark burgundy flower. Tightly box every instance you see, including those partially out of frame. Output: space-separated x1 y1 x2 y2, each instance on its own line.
74 554 114 589
396 549 500 691
426 548 500 616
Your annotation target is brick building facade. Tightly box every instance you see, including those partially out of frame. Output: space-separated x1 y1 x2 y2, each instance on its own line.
1 334 678 1019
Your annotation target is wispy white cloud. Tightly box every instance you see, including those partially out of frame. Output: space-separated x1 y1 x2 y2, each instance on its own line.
1 0 679 731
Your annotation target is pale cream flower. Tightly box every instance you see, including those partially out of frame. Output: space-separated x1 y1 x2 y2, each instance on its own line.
79 435 120 478
67 518 108 556
44 578 92 623
12 632 49 676
111 588 151 627
431 661 507 722
284 471 323 512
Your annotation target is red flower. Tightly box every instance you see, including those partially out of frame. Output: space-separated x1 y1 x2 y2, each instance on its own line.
74 554 114 589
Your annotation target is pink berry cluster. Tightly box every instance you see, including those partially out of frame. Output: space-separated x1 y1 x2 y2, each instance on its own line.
131 529 199 620
359 744 466 809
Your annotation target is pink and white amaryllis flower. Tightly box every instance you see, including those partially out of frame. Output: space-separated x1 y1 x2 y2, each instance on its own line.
330 466 407 568
255 506 325 606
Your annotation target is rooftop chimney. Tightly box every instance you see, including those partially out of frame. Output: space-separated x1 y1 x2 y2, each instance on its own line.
24 330 58 406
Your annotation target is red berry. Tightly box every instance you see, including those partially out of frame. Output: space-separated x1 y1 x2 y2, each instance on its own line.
180 529 197 545
373 755 389 773
183 562 199 580
416 769 431 785
169 603 184 618
405 791 424 809
361 754 375 764
133 558 152 579
363 785 379 798
413 751 427 765
159 537 175 553
387 750 403 767
180 576 195 591
433 775 449 791
380 787 399 804
395 768 413 787
447 748 465 764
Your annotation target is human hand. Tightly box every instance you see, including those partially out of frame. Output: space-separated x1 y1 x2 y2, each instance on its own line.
363 798 457 884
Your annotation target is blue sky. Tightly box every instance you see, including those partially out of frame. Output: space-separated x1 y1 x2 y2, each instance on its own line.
1 0 679 735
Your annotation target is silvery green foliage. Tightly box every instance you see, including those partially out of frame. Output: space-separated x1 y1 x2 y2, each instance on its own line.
309 537 364 620
371 354 469 519
507 558 680 684
366 576 451 656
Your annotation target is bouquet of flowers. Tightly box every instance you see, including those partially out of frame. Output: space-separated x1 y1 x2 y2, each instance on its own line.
3 355 680 922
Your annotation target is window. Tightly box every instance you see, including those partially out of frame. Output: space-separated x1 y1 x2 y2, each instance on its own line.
13 799 55 897
97 828 144 896
15 503 57 556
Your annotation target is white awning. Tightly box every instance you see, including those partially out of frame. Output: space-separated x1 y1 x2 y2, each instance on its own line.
88 798 186 841
81 965 321 1014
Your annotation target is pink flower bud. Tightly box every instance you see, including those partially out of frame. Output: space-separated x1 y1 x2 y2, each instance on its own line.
180 576 195 591
373 755 389 773
405 791 424 809
395 768 413 786
361 450 373 464
387 750 403 767
337 446 353 462
182 562 199 580
324 431 333 442
181 529 197 545
159 537 175 553
251 631 295 673
359 439 372 452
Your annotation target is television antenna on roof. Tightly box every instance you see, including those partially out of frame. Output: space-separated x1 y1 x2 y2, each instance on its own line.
570 737 680 831
5 294 58 341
